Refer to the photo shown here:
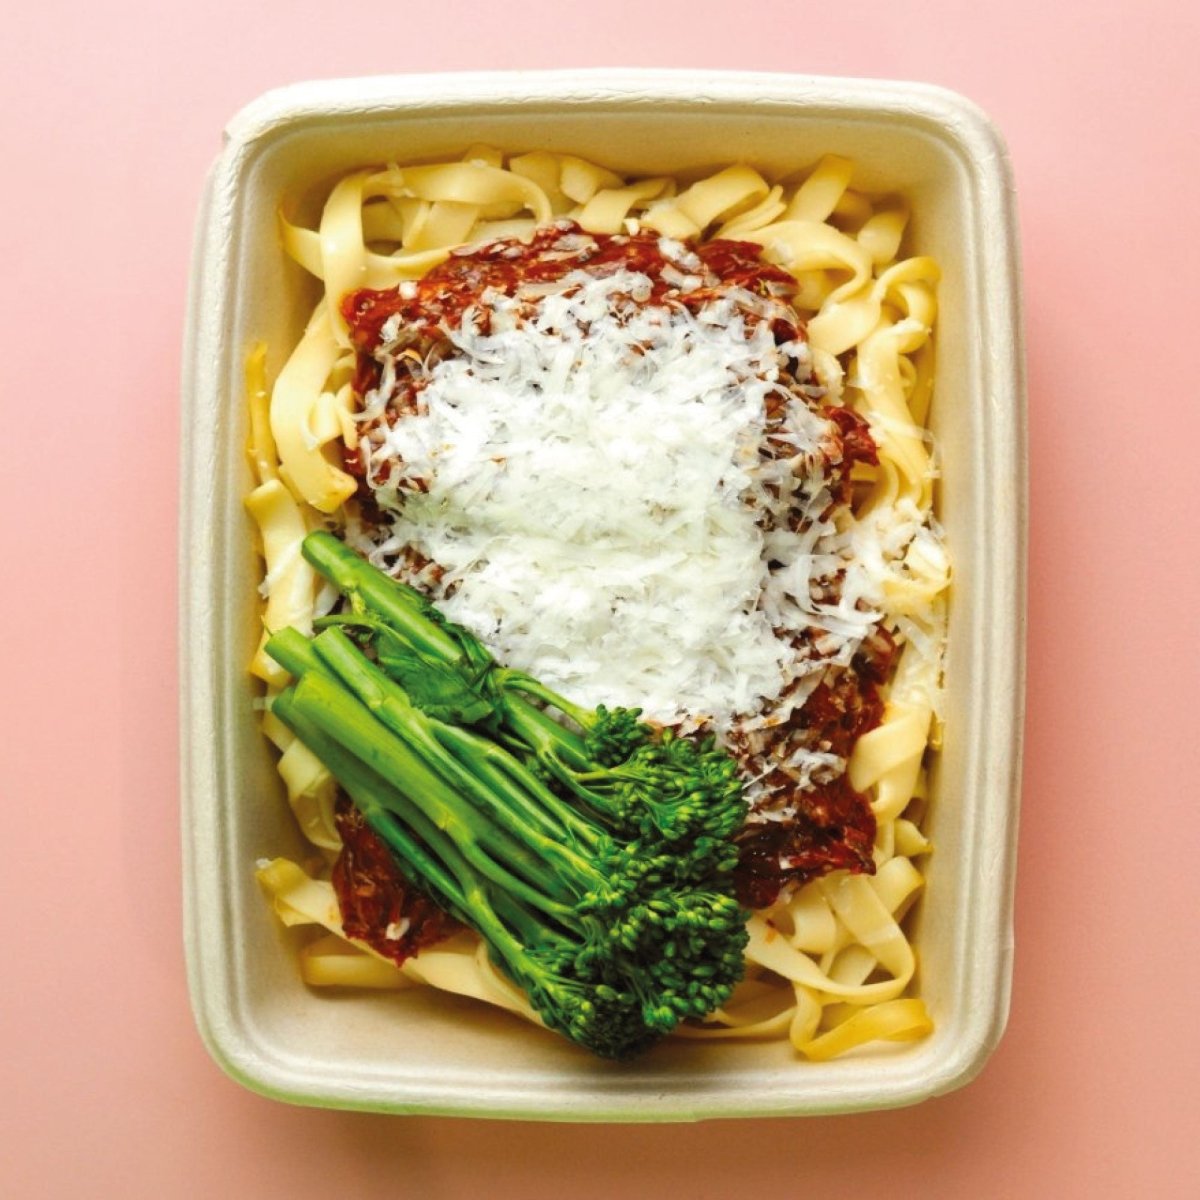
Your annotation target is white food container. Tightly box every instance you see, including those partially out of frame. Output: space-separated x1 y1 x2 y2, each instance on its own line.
180 70 1025 1120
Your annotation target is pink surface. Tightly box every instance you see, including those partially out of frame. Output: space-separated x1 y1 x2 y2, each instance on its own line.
2 1 1197 1196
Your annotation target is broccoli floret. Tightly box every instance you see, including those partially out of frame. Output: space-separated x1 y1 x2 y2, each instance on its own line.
264 532 751 1059
497 683 745 850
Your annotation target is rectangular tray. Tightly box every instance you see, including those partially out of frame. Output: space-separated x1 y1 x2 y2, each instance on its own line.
180 69 1025 1120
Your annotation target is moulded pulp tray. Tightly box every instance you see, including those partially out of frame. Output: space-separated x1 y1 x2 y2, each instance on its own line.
180 70 1026 1120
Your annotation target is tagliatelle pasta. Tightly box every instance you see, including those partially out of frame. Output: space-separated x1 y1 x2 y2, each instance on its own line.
250 148 948 1060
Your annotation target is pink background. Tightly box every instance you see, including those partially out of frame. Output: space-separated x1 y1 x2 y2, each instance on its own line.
3 1 1198 1196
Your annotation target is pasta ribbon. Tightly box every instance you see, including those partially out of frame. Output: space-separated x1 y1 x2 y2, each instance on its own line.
244 478 318 684
577 177 672 235
801 999 933 1061
642 165 769 238
744 915 911 1003
849 702 931 823
257 858 342 929
401 200 481 253
716 185 786 239
275 737 340 851
785 882 840 955
245 342 277 487
673 164 770 229
319 171 376 344
268 305 357 513
508 151 576 214
558 155 625 204
397 162 553 224
784 154 855 222
857 205 910 266
854 324 936 508
675 981 797 1041
301 934 412 989
819 874 914 984
739 220 875 354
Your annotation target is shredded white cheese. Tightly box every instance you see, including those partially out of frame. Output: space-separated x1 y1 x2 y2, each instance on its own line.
353 269 912 736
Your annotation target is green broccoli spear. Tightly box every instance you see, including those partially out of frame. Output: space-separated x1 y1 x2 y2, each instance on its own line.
266 625 746 1056
265 532 749 1058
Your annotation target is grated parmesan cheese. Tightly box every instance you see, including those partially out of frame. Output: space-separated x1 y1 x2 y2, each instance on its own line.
352 267 918 741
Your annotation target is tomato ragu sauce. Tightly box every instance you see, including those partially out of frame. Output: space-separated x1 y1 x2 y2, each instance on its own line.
331 221 894 929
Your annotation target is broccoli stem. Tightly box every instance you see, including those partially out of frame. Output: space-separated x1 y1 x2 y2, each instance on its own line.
270 687 469 920
494 688 592 772
266 625 329 679
285 669 578 928
302 530 467 667
308 627 603 890
276 690 580 964
498 671 599 736
430 717 600 852
495 691 627 821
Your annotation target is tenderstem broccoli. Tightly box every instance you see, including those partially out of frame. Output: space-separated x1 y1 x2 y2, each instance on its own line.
263 532 750 1059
